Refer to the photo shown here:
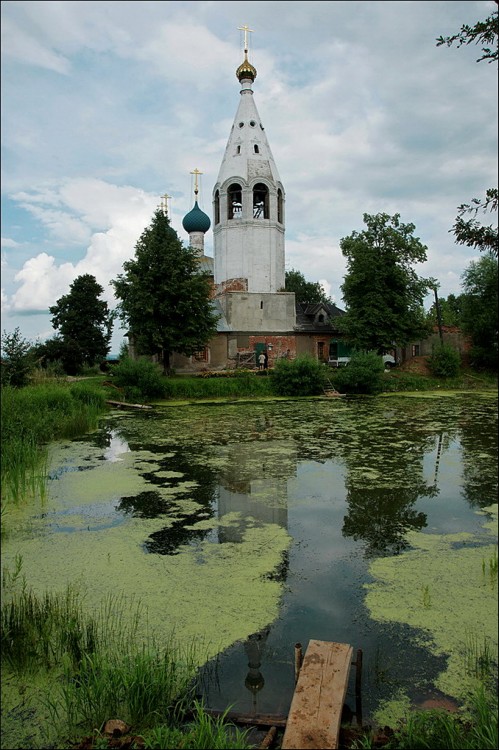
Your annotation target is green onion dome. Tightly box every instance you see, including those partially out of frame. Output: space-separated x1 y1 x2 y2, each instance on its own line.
182 201 211 233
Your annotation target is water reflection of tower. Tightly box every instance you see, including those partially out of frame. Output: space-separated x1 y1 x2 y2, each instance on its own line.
216 436 297 543
244 628 270 713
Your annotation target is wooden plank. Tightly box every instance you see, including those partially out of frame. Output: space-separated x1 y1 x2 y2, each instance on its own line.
201 709 287 728
281 640 353 750
106 399 152 410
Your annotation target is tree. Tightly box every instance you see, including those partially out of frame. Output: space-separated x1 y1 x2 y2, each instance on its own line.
425 293 463 327
112 209 219 374
339 213 431 352
49 274 113 374
452 189 498 257
459 253 498 370
33 335 81 376
0 327 34 387
438 6 498 255
284 269 331 305
436 5 498 64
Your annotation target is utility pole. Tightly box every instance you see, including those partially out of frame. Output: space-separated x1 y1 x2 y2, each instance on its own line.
429 278 444 346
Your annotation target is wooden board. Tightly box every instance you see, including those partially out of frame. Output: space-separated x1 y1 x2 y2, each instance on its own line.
281 640 353 750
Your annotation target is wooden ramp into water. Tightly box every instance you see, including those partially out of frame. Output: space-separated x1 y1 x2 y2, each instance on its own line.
281 640 353 750
323 379 346 398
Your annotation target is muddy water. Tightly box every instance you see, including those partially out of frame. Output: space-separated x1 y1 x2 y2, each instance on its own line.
3 392 497 725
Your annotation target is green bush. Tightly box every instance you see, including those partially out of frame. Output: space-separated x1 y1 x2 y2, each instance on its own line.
332 352 384 394
427 344 461 378
111 357 166 401
270 354 326 396
1 328 35 387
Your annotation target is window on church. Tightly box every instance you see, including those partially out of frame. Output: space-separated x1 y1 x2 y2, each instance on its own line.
214 191 220 225
193 347 209 363
253 183 269 219
277 189 283 224
254 145 259 154
228 183 242 219
318 314 325 323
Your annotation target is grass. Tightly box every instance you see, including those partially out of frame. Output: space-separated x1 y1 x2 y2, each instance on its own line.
1 574 248 749
377 367 498 393
52 642 199 735
1 382 108 510
84 362 497 402
464 632 496 682
351 683 498 749
135 702 252 749
482 549 498 584
159 371 274 401
352 633 498 750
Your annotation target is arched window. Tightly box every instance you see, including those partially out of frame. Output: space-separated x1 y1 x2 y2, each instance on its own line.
277 189 283 224
214 190 220 225
254 145 259 154
228 183 242 219
253 183 269 219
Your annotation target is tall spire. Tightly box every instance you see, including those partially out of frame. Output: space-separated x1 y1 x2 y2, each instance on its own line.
212 27 286 296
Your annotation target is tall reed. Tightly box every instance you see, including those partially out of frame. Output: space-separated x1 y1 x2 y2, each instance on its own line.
2 578 205 743
55 641 199 733
1 382 108 508
138 701 251 749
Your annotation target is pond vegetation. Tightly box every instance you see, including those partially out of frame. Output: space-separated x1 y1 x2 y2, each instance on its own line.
1 377 497 749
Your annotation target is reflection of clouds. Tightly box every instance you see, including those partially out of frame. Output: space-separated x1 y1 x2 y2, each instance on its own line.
104 432 131 462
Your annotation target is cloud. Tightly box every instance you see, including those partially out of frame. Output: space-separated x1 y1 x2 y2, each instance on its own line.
8 179 159 313
1 238 21 249
1 0 497 346
1 16 71 74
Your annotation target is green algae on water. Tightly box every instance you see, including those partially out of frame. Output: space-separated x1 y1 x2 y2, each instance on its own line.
365 504 498 724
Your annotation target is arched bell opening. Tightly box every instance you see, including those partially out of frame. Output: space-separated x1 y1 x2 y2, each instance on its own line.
214 190 220 225
277 188 284 224
253 183 269 219
228 183 243 219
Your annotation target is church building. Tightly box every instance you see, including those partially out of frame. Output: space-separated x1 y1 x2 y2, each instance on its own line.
169 32 346 372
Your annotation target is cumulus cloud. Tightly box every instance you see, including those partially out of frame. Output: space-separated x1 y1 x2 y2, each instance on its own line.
8 179 159 313
1 0 497 344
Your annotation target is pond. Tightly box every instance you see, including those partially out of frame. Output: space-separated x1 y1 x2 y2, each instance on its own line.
3 392 498 726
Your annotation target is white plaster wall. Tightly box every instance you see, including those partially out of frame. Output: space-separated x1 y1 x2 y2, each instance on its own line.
218 292 296 331
214 222 285 292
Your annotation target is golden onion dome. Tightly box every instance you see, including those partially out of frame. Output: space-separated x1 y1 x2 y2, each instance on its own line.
236 54 257 82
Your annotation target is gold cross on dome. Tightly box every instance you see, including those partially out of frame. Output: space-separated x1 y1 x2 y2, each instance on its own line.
161 193 171 215
190 168 203 195
238 24 254 54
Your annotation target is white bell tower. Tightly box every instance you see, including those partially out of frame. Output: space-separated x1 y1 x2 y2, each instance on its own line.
213 26 286 296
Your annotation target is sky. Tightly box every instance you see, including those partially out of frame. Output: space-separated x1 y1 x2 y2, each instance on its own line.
1 0 498 354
